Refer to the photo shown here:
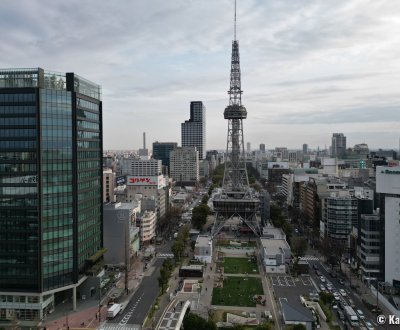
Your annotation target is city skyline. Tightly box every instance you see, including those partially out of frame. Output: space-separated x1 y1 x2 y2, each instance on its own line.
1 0 399 150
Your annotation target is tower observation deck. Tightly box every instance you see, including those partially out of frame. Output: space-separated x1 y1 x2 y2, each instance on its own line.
211 0 260 238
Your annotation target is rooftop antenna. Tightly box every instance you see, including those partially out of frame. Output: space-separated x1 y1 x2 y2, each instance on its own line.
234 0 237 40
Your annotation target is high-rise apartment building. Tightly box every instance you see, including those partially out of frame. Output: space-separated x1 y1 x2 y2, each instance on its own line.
170 147 199 186
181 101 206 160
152 141 177 171
331 133 346 158
302 143 308 155
259 143 266 153
103 168 116 203
0 68 103 323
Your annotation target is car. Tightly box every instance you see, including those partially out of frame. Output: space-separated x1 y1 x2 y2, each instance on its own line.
320 284 326 291
320 276 326 283
364 321 375 330
348 298 355 308
330 272 337 278
338 300 347 310
316 270 322 276
339 289 347 296
333 294 340 301
338 278 345 285
356 309 365 319
337 310 345 321
313 264 319 270
331 303 338 310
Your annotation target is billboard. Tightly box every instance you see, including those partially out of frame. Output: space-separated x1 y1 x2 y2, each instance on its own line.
116 176 126 186
126 175 165 189
376 166 400 194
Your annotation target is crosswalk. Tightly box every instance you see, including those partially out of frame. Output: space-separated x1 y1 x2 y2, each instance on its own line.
299 255 320 261
100 325 141 330
157 253 174 258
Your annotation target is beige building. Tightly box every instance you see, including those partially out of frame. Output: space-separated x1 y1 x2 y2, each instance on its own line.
138 210 156 244
170 147 199 186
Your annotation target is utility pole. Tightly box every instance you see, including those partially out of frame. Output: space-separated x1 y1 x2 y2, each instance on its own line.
125 226 129 294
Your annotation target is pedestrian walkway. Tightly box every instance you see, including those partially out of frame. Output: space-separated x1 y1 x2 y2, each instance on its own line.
300 255 319 261
100 324 141 330
157 253 174 258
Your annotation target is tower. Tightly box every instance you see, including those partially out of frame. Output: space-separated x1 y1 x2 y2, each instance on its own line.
212 1 260 237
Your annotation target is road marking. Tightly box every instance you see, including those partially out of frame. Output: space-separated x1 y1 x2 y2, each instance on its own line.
119 293 144 326
158 253 174 258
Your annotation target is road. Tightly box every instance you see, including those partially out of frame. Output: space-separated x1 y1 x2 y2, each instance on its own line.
107 258 163 327
307 257 385 329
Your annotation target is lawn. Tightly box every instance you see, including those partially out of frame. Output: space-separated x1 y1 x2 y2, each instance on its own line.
212 276 264 307
222 257 259 274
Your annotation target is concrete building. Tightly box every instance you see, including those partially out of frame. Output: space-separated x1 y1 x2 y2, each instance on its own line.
0 68 103 325
199 159 210 179
120 157 162 176
125 174 167 219
260 143 266 153
103 168 116 203
181 101 206 160
137 210 157 245
194 235 212 264
322 191 358 241
376 166 400 286
260 230 291 274
170 147 199 186
103 202 141 268
357 212 383 283
331 133 346 158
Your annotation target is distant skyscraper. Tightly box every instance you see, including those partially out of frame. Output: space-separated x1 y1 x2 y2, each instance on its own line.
246 142 251 153
302 143 308 155
331 133 346 157
181 101 206 160
152 141 177 170
260 143 266 152
0 68 103 322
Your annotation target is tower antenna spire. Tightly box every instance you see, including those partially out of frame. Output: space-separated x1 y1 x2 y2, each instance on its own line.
234 0 237 40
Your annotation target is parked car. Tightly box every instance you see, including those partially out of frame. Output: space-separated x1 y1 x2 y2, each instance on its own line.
364 321 375 330
338 278 345 285
348 298 355 308
313 264 319 270
320 284 326 291
316 270 322 276
339 289 347 296
320 276 326 283
356 309 365 319
337 310 345 321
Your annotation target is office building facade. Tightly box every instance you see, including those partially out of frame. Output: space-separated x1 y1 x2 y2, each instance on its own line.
181 101 206 160
120 157 162 176
0 68 103 323
152 141 177 171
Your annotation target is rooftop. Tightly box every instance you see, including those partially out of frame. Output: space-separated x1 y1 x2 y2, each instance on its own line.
195 235 212 247
260 238 290 255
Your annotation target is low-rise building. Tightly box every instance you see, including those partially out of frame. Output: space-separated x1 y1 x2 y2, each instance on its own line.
137 210 156 245
194 235 212 264
260 236 291 274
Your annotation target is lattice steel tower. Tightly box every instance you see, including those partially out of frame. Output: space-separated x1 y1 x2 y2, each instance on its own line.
212 0 260 238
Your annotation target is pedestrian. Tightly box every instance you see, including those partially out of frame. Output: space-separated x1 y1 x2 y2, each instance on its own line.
95 313 98 320
205 287 207 291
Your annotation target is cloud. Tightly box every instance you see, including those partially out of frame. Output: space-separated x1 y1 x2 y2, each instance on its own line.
0 0 399 150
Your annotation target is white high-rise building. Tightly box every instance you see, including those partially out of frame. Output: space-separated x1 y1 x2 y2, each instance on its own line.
181 101 206 160
376 166 400 286
170 147 199 185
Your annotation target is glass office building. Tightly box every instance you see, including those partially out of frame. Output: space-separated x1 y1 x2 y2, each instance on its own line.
0 68 103 324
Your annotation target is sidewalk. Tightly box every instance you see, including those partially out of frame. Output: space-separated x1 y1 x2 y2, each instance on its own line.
44 254 147 330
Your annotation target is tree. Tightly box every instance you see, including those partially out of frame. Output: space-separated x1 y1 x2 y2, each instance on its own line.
291 237 308 259
254 324 272 330
191 204 210 230
201 194 209 205
320 292 334 305
171 240 185 261
183 312 217 330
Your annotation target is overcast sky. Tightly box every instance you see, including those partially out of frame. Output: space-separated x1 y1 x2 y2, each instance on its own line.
1 0 399 151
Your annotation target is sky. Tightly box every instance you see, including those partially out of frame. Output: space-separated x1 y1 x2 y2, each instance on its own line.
1 0 400 151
